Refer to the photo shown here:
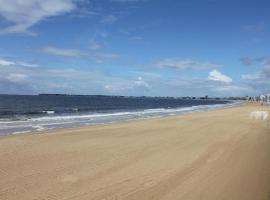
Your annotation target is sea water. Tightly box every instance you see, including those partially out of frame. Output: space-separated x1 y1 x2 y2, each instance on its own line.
0 95 236 135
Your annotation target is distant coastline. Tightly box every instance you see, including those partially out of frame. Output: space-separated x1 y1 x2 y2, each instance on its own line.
0 93 247 101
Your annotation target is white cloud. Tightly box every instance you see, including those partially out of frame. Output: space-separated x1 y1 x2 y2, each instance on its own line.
263 65 270 77
212 85 249 92
209 84 252 96
111 0 146 2
0 60 254 96
89 41 103 50
100 15 117 24
0 57 256 96
35 46 119 62
104 83 131 92
0 0 78 34
0 58 15 66
0 58 40 69
208 70 232 83
241 72 262 80
7 73 28 82
18 62 40 68
104 76 150 93
157 59 222 70
134 76 150 88
241 57 270 81
93 52 119 62
239 56 270 95
37 46 86 57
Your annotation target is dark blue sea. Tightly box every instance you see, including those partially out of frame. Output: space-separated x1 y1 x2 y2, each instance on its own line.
0 95 234 135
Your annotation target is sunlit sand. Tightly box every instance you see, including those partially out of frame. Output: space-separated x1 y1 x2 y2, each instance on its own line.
1 103 270 200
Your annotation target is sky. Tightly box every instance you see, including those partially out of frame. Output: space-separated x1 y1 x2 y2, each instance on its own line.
0 0 269 97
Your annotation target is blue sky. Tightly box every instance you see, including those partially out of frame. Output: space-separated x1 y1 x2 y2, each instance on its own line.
0 0 269 97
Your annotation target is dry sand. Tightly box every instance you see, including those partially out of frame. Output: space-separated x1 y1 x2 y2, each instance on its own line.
1 103 270 200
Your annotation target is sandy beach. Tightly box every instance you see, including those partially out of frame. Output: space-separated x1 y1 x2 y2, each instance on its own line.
0 103 270 200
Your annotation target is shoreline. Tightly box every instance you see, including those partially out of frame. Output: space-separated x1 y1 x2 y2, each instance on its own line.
1 103 269 200
0 101 240 137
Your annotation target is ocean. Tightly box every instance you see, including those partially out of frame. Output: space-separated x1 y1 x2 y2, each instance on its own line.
0 94 234 135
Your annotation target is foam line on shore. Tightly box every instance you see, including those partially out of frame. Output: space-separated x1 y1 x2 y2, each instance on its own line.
0 102 239 135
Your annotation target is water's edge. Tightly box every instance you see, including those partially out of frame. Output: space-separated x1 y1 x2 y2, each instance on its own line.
0 101 241 136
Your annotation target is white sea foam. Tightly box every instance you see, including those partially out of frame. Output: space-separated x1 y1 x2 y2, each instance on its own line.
29 111 133 122
250 111 269 121
42 110 55 114
11 130 31 135
32 125 45 131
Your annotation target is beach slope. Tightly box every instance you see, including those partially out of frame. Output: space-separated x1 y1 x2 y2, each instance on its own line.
0 104 270 200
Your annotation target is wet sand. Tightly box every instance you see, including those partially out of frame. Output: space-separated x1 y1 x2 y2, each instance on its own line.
0 103 270 200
